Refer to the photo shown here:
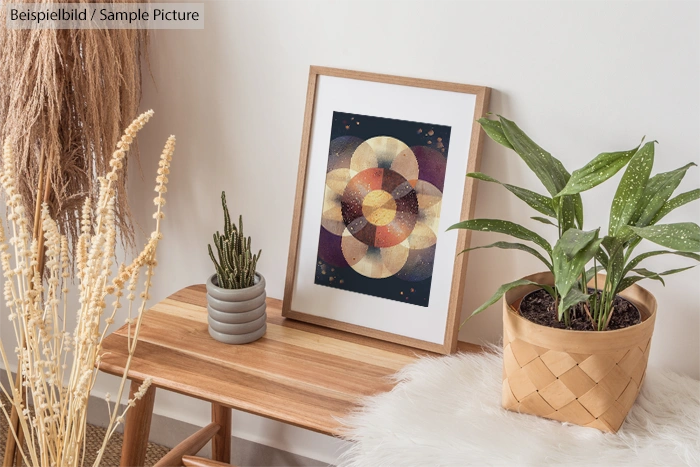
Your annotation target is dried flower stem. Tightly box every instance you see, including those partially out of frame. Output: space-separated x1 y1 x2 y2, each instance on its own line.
0 111 173 467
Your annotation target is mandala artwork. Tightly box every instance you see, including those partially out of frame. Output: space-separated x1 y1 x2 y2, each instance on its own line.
315 112 451 306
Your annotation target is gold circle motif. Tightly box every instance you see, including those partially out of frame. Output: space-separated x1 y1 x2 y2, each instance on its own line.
361 190 397 226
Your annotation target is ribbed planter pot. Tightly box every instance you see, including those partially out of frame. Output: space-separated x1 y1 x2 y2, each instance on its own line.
501 271 657 433
205 273 267 344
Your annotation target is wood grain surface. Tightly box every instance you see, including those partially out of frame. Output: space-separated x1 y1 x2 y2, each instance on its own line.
211 404 231 463
99 285 479 437
120 380 157 467
182 456 234 467
153 423 220 467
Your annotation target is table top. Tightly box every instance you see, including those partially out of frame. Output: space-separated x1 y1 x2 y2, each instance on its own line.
99 285 479 436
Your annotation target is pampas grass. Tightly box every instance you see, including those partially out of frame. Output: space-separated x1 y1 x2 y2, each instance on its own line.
0 111 173 467
0 0 148 250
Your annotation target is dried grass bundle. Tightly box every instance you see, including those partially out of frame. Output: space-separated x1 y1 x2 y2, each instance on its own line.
0 0 148 250
0 111 173 467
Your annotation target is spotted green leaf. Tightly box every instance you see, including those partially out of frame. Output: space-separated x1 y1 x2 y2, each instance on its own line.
499 116 570 196
558 195 580 232
477 118 514 149
632 163 697 227
467 172 556 217
595 248 609 269
616 275 646 292
556 142 641 197
602 235 628 289
652 189 700 224
447 219 553 254
618 266 696 292
553 234 602 318
624 237 643 262
624 250 700 275
531 216 557 227
460 241 552 271
557 228 600 260
574 194 584 229
560 288 591 316
628 223 700 252
586 264 604 283
631 268 668 286
609 141 655 235
464 279 555 323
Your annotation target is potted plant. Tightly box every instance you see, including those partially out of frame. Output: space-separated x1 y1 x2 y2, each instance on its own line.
206 191 266 344
449 115 699 432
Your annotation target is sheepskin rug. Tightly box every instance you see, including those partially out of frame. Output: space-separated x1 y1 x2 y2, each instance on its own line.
339 348 699 466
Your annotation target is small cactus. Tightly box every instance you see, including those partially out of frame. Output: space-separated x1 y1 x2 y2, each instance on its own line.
208 192 261 289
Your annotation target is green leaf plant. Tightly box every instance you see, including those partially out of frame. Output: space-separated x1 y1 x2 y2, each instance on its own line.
449 115 700 331
208 191 262 289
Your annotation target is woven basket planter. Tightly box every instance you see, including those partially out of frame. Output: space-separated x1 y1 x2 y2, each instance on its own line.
501 272 657 433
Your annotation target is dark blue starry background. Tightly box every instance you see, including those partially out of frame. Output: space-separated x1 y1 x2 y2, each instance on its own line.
314 112 451 307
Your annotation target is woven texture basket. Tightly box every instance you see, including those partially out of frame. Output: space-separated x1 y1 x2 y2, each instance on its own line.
501 272 657 433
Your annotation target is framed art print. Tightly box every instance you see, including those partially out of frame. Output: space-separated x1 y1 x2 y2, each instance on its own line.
283 67 490 354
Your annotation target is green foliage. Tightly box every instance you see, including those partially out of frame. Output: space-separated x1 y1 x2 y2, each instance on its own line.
631 163 696 227
608 141 655 236
460 241 552 271
652 189 700 224
447 219 552 255
497 116 570 197
477 118 513 150
551 229 602 321
557 228 599 260
531 216 557 227
461 279 555 325
450 115 700 330
556 142 641 197
467 173 556 217
208 191 262 289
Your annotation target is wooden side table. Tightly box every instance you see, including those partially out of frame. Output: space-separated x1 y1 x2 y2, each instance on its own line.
98 285 478 466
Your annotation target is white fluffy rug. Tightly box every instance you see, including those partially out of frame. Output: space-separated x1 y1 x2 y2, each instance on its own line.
338 348 700 466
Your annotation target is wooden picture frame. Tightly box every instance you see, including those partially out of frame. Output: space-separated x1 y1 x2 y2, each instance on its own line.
283 66 490 354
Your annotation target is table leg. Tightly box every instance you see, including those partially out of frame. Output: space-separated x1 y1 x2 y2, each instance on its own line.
211 403 231 463
2 406 20 467
120 379 157 467
12 429 24 467
3 371 24 467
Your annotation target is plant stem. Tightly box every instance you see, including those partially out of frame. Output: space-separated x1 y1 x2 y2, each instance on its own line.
593 259 599 322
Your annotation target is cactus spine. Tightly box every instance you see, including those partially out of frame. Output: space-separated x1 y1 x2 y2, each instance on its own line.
208 191 261 289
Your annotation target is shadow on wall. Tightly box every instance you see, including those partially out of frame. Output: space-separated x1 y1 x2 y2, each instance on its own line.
459 89 522 347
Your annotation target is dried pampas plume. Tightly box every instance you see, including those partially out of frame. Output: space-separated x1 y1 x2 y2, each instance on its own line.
0 0 148 250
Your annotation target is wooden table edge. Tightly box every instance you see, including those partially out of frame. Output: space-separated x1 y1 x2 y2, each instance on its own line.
97 285 483 440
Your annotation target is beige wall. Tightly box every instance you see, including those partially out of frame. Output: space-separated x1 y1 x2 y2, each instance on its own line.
3 1 698 464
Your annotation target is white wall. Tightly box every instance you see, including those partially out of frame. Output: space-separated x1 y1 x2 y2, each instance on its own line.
6 1 698 465
121 1 699 461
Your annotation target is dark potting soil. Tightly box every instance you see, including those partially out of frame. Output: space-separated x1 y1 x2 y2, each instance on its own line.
519 288 641 331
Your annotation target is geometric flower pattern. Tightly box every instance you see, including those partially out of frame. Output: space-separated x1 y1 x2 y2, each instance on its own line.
320 135 446 281
315 111 452 307
502 324 653 433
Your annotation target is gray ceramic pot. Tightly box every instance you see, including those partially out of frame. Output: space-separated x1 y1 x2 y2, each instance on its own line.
208 324 267 345
205 273 267 344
